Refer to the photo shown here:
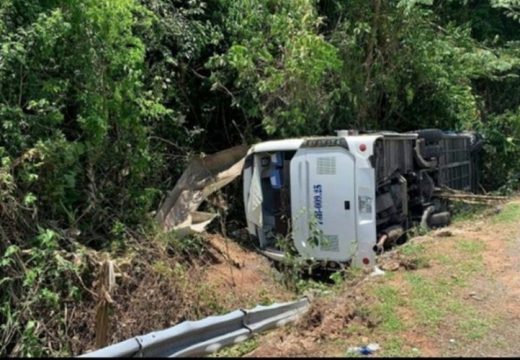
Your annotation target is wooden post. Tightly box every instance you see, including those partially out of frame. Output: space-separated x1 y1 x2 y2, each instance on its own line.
94 257 115 348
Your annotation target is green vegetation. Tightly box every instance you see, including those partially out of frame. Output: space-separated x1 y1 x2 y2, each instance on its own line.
210 337 258 358
493 202 520 223
355 229 495 356
456 238 486 255
398 241 431 269
379 337 419 357
1 0 520 356
406 273 450 328
371 285 405 331
451 202 491 222
457 317 492 341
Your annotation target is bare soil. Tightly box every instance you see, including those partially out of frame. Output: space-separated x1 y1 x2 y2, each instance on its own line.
202 233 293 308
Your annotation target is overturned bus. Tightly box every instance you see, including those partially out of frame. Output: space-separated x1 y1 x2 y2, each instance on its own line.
242 129 483 268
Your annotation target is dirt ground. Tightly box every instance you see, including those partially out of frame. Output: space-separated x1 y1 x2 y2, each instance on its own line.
202 233 293 308
242 201 520 357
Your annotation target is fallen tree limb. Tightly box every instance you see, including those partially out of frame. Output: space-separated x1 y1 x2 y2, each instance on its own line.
436 193 507 201
434 187 507 204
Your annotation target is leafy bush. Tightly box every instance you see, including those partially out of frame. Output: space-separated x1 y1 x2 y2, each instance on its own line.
1 228 89 356
207 0 341 137
478 108 520 192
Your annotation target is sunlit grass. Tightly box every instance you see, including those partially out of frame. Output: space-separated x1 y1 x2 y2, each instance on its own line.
493 202 520 223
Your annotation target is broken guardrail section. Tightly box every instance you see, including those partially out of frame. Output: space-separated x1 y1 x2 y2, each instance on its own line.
78 297 310 358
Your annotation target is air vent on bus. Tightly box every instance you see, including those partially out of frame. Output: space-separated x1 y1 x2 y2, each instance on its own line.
320 235 339 252
317 157 336 175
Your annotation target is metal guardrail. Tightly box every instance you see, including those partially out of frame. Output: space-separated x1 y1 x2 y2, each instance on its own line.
79 297 310 358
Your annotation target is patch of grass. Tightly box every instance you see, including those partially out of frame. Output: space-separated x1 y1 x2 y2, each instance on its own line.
449 239 486 276
451 202 490 223
456 239 485 254
367 248 485 337
398 241 430 269
493 203 520 223
345 266 365 280
381 337 405 357
371 285 405 331
457 317 491 340
457 256 484 275
196 282 227 315
399 242 427 257
257 287 276 306
338 208 509 356
405 274 448 328
210 337 258 357
403 254 491 340
432 239 485 279
380 337 418 357
493 338 507 347
434 254 457 266
343 322 370 337
384 271 397 281
344 224 499 356
446 299 466 314
443 274 467 288
454 304 496 341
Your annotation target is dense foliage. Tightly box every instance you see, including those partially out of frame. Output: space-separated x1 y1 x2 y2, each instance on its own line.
1 0 520 355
